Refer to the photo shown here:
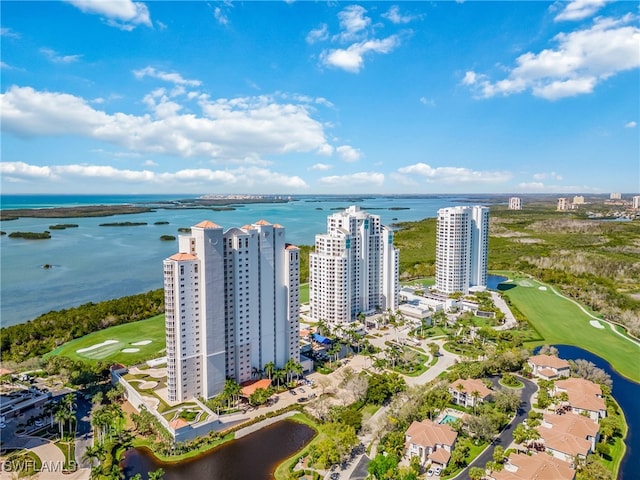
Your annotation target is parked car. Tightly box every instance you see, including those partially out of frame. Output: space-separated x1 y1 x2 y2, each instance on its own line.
434 466 442 475
427 469 434 477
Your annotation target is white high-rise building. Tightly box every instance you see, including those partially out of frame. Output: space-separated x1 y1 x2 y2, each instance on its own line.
508 197 522 210
435 206 489 295
632 196 640 209
309 206 399 324
164 220 300 402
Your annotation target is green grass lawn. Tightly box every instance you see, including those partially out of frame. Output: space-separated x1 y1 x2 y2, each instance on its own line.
300 283 309 304
401 277 435 288
46 314 166 366
497 272 640 383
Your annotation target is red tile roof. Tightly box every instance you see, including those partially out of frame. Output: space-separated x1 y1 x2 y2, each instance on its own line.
529 354 570 369
450 378 492 399
169 253 198 261
492 453 575 480
555 378 605 413
254 219 271 225
194 220 221 228
406 419 457 449
240 378 272 397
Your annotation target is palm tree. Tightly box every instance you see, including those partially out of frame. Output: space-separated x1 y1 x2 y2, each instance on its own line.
264 361 276 381
273 369 286 389
291 361 304 382
81 444 105 469
54 407 67 439
284 358 297 385
223 379 242 408
471 390 480 415
251 366 263 379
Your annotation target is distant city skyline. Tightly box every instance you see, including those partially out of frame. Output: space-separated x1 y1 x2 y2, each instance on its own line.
1 1 638 195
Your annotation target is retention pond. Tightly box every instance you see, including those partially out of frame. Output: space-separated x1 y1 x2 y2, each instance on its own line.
122 419 315 479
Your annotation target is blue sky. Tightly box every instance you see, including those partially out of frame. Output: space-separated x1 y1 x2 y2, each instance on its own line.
1 1 638 195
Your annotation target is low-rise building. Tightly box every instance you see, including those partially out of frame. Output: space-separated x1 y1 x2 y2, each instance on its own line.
448 378 492 408
536 412 599 463
405 419 458 469
527 354 570 380
490 452 575 480
554 378 606 422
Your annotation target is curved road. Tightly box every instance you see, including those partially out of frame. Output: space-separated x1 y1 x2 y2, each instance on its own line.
455 375 537 480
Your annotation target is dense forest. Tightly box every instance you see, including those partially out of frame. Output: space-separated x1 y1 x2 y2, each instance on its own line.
0 289 164 362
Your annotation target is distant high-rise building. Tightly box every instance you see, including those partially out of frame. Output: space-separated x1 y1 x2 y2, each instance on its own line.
557 198 569 211
164 220 300 402
610 193 622 200
509 197 522 210
435 206 489 295
632 196 640 209
309 206 399 324
572 196 585 205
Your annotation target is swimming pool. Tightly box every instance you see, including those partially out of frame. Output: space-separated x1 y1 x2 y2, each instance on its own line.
439 414 458 424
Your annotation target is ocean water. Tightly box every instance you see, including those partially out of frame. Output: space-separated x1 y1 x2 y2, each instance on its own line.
0 194 489 327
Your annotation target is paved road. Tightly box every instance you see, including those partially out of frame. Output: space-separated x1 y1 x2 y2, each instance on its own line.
454 375 537 480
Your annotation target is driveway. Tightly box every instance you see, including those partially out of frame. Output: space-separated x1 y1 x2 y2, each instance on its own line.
454 375 537 480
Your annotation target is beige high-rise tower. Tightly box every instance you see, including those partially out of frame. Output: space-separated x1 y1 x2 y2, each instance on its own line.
164 220 300 402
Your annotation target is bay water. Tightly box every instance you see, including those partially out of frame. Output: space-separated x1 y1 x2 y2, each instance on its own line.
0 194 481 326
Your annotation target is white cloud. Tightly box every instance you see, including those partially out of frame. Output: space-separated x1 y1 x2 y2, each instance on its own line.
214 7 229 25
0 86 333 164
319 171 384 186
625 120 637 128
533 171 563 181
382 5 417 24
1 27 20 39
133 66 202 87
0 161 308 190
0 161 55 179
517 182 547 191
336 145 362 162
462 71 478 85
464 15 640 100
308 163 332 171
336 5 371 42
320 36 401 73
419 97 435 107
554 0 613 22
65 0 151 30
517 181 601 193
40 48 82 64
396 162 511 184
306 23 328 44
143 160 157 166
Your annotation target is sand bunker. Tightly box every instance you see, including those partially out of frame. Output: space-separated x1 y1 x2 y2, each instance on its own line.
590 320 605 329
538 286 547 291
77 339 118 353
122 348 140 353
132 340 152 346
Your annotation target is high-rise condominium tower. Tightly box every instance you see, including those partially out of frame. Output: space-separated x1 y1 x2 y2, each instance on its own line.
309 206 399 324
164 220 300 402
435 206 489 294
